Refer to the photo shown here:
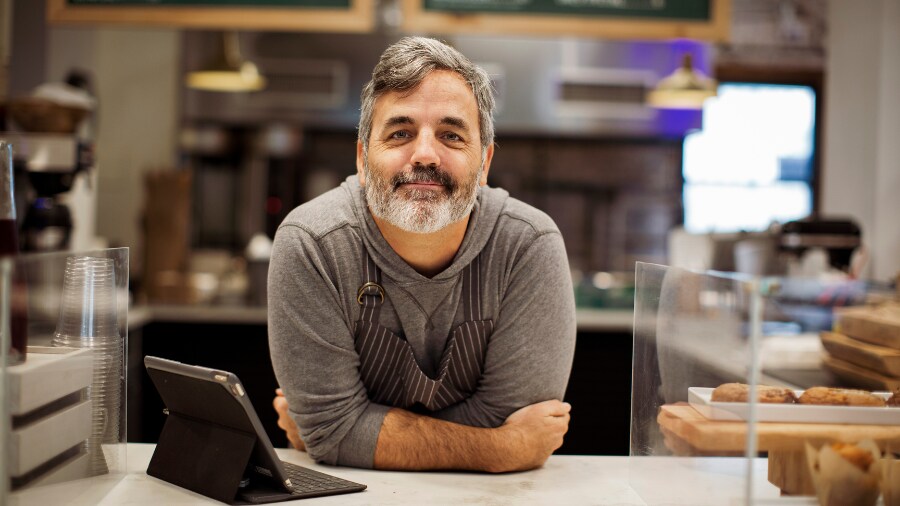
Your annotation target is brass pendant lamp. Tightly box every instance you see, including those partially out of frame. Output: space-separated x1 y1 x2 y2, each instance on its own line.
186 31 266 93
647 53 717 110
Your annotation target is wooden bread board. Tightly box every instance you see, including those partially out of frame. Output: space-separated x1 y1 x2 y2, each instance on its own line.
657 403 900 453
835 303 900 349
820 330 900 377
822 355 900 391
659 403 900 496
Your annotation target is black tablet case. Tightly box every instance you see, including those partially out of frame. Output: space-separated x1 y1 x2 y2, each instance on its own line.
145 365 298 504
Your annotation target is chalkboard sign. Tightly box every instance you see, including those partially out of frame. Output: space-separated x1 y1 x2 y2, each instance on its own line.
424 0 709 19
401 0 729 41
48 0 373 32
67 0 348 5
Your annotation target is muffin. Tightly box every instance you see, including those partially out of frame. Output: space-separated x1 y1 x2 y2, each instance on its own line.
805 439 881 506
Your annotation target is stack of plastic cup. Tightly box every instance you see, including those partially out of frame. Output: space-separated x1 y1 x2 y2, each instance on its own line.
51 256 122 477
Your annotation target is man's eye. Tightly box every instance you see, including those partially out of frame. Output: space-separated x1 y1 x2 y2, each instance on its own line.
443 132 462 141
390 131 411 139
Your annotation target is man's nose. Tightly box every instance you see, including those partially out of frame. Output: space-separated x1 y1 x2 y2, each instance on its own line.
410 133 441 167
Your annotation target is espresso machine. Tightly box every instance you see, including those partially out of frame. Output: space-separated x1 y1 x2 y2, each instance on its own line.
5 133 91 252
3 72 96 252
778 218 863 274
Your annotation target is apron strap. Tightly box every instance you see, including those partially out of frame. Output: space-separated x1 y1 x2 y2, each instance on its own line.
462 255 482 321
357 249 384 323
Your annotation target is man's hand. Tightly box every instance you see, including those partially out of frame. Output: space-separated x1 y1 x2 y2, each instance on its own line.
273 388 306 451
495 400 571 472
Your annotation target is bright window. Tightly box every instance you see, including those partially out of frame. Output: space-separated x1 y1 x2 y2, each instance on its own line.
683 83 816 233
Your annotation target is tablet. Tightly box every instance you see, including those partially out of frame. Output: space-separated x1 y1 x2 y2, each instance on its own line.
144 356 366 504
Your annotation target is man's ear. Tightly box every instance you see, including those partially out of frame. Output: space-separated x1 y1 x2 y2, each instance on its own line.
479 143 495 186
356 140 366 186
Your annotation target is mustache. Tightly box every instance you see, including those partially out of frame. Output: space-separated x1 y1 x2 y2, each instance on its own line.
392 164 455 192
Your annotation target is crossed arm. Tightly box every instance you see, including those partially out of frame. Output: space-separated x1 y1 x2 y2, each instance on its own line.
274 390 571 472
274 393 570 472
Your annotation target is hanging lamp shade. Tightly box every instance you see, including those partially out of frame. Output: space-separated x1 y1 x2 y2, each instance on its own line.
647 53 716 110
186 32 266 93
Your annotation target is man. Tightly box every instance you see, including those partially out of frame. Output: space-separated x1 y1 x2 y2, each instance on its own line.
269 37 576 472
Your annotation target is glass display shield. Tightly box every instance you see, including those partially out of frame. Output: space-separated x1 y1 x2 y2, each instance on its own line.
629 262 900 505
1 248 128 505
1 257 12 502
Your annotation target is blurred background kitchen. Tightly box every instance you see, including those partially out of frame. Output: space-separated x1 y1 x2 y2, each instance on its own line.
0 0 898 454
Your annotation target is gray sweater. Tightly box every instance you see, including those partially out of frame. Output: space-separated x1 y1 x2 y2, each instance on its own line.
268 175 576 468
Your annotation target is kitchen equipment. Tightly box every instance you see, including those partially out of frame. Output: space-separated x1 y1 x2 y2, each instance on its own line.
8 97 89 134
779 218 862 273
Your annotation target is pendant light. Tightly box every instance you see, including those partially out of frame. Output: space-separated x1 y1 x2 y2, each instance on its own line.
186 31 266 93
647 53 716 110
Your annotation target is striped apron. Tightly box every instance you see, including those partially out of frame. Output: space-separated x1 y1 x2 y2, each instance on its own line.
354 251 494 411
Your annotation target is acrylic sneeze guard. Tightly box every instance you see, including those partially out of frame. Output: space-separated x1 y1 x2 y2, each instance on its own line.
628 261 899 506
1 248 128 505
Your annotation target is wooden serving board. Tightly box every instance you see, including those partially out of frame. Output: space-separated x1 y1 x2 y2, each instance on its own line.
835 304 900 349
658 403 900 454
658 403 900 496
822 355 900 391
820 331 900 377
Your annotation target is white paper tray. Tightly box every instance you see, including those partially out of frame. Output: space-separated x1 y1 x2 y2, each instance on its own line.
688 387 900 425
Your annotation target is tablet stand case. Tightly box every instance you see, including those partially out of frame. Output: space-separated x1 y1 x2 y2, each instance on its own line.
147 412 294 505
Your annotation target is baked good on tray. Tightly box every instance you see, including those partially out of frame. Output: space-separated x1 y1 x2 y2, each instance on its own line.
710 383 797 403
798 386 886 407
888 387 900 407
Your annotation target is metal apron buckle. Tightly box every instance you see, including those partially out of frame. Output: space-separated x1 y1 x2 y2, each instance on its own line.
357 281 385 305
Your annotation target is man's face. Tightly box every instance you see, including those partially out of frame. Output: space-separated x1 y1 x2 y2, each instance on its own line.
357 70 494 234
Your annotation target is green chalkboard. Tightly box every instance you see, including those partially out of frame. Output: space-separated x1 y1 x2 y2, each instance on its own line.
423 0 710 20
67 0 350 7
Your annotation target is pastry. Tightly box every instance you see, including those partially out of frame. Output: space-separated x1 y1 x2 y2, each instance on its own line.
805 439 882 506
798 386 886 407
887 388 900 408
710 383 797 403
830 442 875 471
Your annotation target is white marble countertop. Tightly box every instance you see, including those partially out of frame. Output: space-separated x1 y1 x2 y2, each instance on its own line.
10 444 797 506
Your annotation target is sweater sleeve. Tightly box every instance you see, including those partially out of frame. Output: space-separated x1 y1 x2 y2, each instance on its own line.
431 231 577 427
267 224 388 468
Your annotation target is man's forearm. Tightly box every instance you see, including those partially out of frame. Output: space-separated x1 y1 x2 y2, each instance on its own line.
373 408 518 473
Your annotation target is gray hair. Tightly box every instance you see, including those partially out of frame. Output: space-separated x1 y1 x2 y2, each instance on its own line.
358 37 495 157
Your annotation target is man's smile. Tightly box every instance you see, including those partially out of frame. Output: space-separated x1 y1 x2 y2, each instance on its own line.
397 181 445 191
390 164 456 195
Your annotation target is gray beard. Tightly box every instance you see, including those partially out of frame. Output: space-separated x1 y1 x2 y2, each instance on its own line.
364 162 480 234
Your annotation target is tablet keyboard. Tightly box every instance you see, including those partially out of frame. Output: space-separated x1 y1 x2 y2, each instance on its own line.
282 461 365 496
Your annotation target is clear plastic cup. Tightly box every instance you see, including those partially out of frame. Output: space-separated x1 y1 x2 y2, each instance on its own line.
51 256 123 476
